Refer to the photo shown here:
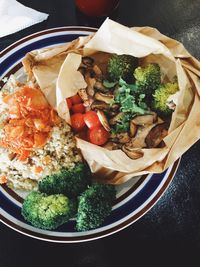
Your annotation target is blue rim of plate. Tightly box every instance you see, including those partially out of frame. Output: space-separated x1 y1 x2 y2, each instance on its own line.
0 26 180 243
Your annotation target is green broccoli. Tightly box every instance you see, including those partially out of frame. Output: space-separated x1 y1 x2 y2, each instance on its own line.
152 82 179 116
107 54 138 82
38 162 92 198
76 183 116 231
134 63 161 95
21 191 76 230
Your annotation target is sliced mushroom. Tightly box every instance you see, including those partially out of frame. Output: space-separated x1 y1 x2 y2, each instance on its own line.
130 121 137 137
85 73 96 97
109 132 130 144
117 132 131 144
130 124 157 148
145 122 169 148
78 88 91 106
109 112 124 125
82 56 94 67
122 144 144 160
97 110 111 131
94 92 114 104
103 142 122 150
94 81 108 93
91 101 110 111
93 65 102 76
131 113 157 126
109 132 118 142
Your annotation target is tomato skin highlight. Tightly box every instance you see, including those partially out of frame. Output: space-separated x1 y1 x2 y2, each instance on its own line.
88 126 110 145
70 94 82 105
66 98 72 110
71 103 85 114
84 111 101 129
71 113 86 132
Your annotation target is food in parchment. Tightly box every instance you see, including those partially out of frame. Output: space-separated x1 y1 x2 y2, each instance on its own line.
67 54 179 159
0 75 116 231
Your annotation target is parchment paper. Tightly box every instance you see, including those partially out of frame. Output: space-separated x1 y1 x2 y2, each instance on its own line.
22 19 200 184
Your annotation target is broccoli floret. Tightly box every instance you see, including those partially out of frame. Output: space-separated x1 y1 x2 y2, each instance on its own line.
21 191 76 230
38 163 92 198
107 54 138 82
152 82 179 116
76 183 116 231
134 63 161 95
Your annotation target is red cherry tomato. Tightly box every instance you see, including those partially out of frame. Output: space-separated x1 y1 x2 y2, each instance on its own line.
88 126 110 145
66 98 72 110
71 113 86 132
71 103 85 114
70 94 82 105
83 111 101 129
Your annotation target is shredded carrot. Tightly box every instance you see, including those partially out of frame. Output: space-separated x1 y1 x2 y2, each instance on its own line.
34 166 44 174
0 86 61 161
0 175 7 184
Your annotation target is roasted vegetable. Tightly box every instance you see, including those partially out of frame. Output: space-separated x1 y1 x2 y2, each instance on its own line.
152 82 179 116
134 63 161 95
76 183 116 231
22 191 76 230
145 122 169 148
107 54 138 82
38 163 92 198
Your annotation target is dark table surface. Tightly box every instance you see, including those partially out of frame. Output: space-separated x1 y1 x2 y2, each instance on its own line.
0 0 200 266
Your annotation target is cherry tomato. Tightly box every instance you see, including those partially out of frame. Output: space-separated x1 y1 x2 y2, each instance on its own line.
71 113 86 132
70 94 82 105
88 126 110 145
71 103 85 114
66 98 72 110
84 111 101 129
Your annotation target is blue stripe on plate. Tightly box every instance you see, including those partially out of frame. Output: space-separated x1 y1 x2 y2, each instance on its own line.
1 170 167 232
0 34 86 76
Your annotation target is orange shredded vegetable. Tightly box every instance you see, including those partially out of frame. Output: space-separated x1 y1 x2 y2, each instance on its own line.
0 86 61 161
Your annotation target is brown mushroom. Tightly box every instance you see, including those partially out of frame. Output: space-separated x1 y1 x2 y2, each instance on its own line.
122 144 144 160
82 56 94 67
94 81 108 93
78 88 91 106
109 132 131 144
130 124 156 148
85 73 96 97
109 112 124 125
117 132 131 144
91 101 110 111
94 92 114 104
97 110 111 131
109 132 119 143
103 142 122 150
130 121 137 137
145 122 169 148
93 65 102 76
131 113 157 126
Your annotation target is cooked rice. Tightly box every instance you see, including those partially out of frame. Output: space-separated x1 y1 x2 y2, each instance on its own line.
0 77 82 191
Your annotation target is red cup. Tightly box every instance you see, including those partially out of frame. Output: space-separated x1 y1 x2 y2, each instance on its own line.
75 0 119 17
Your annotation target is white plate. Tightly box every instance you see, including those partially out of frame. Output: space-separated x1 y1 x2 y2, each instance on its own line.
0 26 180 243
